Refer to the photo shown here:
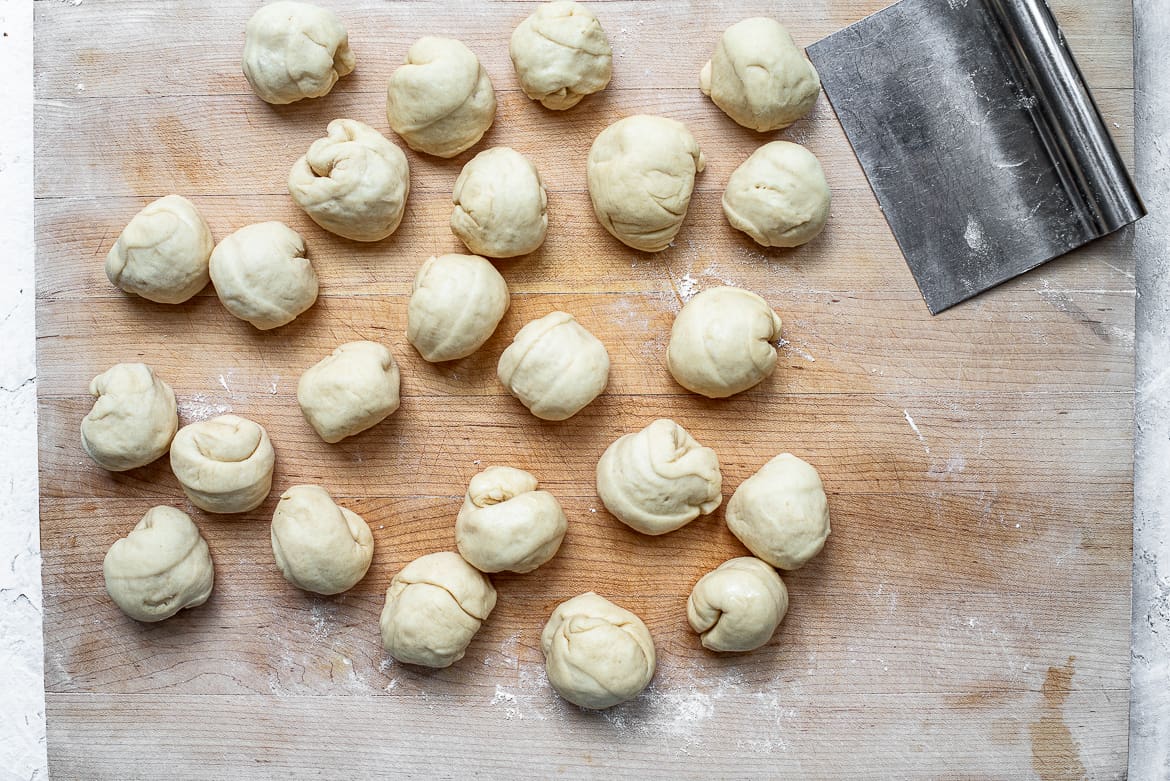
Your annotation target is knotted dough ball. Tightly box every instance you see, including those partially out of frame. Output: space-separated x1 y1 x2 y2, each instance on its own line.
587 115 705 252
81 363 178 472
105 195 212 304
455 466 567 574
497 311 610 421
289 119 410 242
451 147 548 258
170 414 276 514
726 453 830 570
687 557 788 652
510 1 612 110
242 1 355 105
407 254 510 362
271 484 374 595
103 506 214 622
297 341 401 443
724 141 830 248
209 222 319 330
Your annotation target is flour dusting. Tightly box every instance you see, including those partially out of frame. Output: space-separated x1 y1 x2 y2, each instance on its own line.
677 273 699 302
964 217 989 253
177 393 229 422
903 409 930 454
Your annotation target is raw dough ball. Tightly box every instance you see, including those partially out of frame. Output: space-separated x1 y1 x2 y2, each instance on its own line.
667 286 783 398
451 147 548 258
455 466 567 573
587 115 705 252
170 414 276 514
596 418 722 536
81 363 178 472
509 1 612 110
270 484 374 595
103 506 214 622
541 592 655 709
379 551 497 668
209 222 319 330
105 195 213 304
288 119 410 242
297 341 401 443
407 254 510 362
687 556 788 652
241 1 355 105
385 37 496 158
497 311 610 421
724 141 830 248
726 453 830 570
699 17 820 132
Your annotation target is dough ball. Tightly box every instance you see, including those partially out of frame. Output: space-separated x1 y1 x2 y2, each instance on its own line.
288 119 410 242
103 506 214 622
699 17 820 132
209 221 319 330
667 286 783 398
596 418 722 536
385 37 496 158
541 592 655 709
241 1 355 105
170 414 276 514
104 195 213 304
297 341 401 443
587 115 705 252
271 484 374 595
687 556 788 652
407 254 510 362
451 147 548 258
726 453 830 570
509 1 612 110
724 141 830 248
379 551 497 668
455 466 567 574
81 363 178 472
497 311 609 421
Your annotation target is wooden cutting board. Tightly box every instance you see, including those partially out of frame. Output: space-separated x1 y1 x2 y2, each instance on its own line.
34 1 1135 777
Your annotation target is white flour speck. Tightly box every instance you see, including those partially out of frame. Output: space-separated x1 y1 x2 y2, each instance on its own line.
677 273 699 302
217 374 230 391
903 410 930 454
964 217 988 253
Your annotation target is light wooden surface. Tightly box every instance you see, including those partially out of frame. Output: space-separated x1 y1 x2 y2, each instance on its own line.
35 0 1134 778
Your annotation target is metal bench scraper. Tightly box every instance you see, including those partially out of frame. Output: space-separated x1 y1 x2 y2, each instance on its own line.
805 0 1145 314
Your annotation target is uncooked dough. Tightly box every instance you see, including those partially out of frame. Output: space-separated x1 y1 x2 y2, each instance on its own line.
170 414 276 514
726 453 830 570
81 363 178 472
455 466 567 573
271 484 374 595
724 141 830 248
209 221 319 330
509 0 612 110
687 556 788 652
497 311 610 421
105 195 213 304
241 1 355 105
297 341 401 443
407 254 510 362
451 147 548 258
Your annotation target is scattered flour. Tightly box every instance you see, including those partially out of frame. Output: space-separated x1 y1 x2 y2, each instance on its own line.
177 393 229 422
903 409 930 454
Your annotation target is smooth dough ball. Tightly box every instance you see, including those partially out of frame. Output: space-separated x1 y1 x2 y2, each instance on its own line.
379 551 497 668
726 453 830 570
455 466 567 574
497 311 610 421
509 1 612 110
451 147 548 258
105 195 213 304
297 341 401 443
724 141 830 248
596 418 722 536
385 37 496 158
687 557 788 652
209 222 319 330
587 115 705 252
241 1 355 105
667 286 783 398
407 254 510 362
103 506 214 622
699 17 820 132
288 119 410 242
271 484 374 595
541 592 655 709
170 414 276 514
81 363 178 472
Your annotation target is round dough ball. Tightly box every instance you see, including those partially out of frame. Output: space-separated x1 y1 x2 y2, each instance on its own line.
724 141 830 248
407 254 510 362
667 286 783 398
497 311 609 421
103 506 214 622
297 341 401 443
170 414 276 514
587 115 705 252
596 418 722 536
81 363 178 472
687 557 788 652
241 1 355 105
104 195 212 304
270 484 374 595
699 17 820 132
451 147 548 258
288 119 410 242
541 592 655 709
209 221 319 330
509 1 612 110
385 37 496 158
379 551 497 668
455 466 567 574
726 453 830 570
